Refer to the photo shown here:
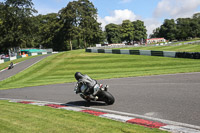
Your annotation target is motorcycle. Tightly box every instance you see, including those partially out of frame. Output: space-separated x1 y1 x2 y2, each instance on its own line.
8 62 14 70
74 83 115 105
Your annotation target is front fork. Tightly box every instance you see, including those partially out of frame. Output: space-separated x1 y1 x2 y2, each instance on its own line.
101 85 108 91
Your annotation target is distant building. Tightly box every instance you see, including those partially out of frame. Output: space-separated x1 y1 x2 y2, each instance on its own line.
146 38 166 44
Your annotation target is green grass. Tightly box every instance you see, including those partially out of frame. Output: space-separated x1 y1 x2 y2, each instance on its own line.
0 100 167 133
119 44 200 52
1 49 200 90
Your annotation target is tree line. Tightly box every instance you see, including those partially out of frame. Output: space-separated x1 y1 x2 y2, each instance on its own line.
105 20 147 44
0 0 103 53
0 0 147 53
150 13 200 41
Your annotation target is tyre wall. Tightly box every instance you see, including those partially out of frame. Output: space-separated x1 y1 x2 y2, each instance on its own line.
85 48 200 59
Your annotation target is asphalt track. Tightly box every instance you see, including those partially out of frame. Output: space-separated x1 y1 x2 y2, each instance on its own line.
0 55 200 127
0 54 50 81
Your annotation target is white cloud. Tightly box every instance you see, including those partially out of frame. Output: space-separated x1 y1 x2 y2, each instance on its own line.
34 7 59 15
105 9 137 23
54 0 63 2
154 0 200 19
143 18 162 36
98 9 138 30
97 9 160 36
119 0 132 4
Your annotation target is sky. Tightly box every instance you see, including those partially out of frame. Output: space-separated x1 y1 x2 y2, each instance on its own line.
1 0 200 36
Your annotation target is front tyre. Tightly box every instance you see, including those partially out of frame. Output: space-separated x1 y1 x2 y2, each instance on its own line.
102 91 115 105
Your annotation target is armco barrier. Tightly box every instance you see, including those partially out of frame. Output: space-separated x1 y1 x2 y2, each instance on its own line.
151 51 163 56
0 52 57 64
105 49 112 53
130 50 140 55
139 50 151 56
86 48 200 59
112 49 121 54
98 49 105 53
85 49 91 52
10 56 17 61
17 55 22 59
163 51 176 58
4 58 10 62
120 49 130 54
91 49 98 53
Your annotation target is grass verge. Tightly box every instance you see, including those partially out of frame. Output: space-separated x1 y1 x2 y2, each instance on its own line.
0 100 167 133
118 44 200 52
0 49 200 90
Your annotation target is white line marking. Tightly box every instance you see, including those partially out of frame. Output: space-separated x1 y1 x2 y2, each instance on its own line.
160 125 200 133
100 114 135 122
60 107 85 112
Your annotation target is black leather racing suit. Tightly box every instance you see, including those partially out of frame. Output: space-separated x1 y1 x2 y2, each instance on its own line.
76 74 97 94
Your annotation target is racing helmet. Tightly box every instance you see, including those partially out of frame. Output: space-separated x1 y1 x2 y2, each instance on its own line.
75 72 84 80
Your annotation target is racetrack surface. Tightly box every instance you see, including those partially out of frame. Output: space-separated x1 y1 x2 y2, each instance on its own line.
0 55 50 81
0 72 200 127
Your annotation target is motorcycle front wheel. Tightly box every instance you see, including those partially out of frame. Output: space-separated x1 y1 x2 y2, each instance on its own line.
101 91 115 105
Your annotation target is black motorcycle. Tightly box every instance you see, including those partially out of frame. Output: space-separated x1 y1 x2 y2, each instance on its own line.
74 83 115 105
8 62 14 70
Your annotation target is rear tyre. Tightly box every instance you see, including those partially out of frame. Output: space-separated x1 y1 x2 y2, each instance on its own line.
101 91 115 105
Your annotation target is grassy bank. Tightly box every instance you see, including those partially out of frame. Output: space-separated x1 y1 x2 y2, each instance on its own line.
119 44 200 52
0 49 200 90
0 100 167 133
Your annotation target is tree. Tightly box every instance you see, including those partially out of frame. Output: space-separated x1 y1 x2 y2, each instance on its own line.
105 20 147 44
159 19 177 41
78 0 103 47
150 27 160 38
34 13 66 51
89 21 104 45
59 1 81 50
192 13 200 37
193 13 200 19
133 20 147 43
0 0 105 52
105 23 121 44
151 13 200 40
59 0 103 49
0 0 37 53
176 18 191 40
121 20 134 43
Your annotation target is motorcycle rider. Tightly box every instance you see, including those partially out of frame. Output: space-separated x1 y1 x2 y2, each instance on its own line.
74 72 98 100
8 62 14 69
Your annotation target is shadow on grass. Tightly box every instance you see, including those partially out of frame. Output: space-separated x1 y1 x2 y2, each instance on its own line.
64 100 107 107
